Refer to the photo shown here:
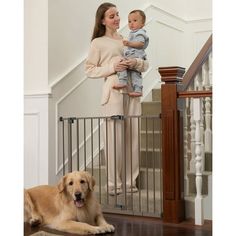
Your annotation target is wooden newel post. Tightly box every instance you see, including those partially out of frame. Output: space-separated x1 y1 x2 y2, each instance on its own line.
158 66 185 223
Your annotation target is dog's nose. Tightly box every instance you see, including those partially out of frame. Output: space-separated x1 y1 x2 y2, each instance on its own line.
75 192 82 200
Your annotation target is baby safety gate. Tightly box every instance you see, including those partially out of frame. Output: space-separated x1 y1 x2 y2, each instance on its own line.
59 114 162 217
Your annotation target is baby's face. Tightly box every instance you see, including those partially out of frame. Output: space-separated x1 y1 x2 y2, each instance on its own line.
128 12 144 31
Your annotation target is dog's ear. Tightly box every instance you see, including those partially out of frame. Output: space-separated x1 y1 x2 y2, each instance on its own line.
57 175 67 193
84 171 95 191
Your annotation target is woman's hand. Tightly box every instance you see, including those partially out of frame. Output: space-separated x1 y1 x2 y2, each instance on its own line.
126 58 137 69
114 59 128 72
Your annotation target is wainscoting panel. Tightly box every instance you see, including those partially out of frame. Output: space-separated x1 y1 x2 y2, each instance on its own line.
24 95 49 187
24 113 39 188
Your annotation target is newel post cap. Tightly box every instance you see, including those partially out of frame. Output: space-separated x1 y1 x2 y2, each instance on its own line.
158 66 185 83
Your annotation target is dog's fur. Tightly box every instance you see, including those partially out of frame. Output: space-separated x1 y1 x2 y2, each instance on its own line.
24 171 115 235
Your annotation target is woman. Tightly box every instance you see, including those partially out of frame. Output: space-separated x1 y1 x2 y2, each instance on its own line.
85 3 148 196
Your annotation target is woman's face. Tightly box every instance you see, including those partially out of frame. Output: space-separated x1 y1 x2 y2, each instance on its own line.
102 7 120 31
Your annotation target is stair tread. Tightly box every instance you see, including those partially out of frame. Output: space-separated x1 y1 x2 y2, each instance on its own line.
95 186 161 194
140 130 161 134
142 101 161 104
89 165 161 172
187 171 212 175
184 194 208 201
140 148 161 152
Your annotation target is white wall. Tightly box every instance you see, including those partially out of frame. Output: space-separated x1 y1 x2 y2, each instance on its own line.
149 0 186 17
149 0 212 20
24 0 48 94
183 0 212 20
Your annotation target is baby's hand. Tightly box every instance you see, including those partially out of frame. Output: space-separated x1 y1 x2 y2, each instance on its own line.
123 39 129 46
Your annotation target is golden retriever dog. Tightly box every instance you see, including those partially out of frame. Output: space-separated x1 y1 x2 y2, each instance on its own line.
24 171 115 235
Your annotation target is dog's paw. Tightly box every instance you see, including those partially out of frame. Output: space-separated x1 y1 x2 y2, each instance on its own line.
88 226 107 234
102 223 115 233
29 214 42 227
29 218 41 227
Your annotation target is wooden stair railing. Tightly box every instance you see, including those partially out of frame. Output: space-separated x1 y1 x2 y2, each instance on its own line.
181 35 212 91
158 34 212 223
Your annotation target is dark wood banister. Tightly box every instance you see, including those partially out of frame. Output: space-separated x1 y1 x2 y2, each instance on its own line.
158 34 212 224
178 90 212 98
181 34 212 91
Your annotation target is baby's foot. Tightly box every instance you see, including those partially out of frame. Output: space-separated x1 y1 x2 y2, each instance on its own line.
113 84 127 89
128 91 142 97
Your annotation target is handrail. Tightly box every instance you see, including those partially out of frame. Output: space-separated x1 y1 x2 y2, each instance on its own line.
178 90 212 98
182 34 212 91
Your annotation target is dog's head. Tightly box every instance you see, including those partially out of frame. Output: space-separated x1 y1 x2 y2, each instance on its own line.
57 171 95 208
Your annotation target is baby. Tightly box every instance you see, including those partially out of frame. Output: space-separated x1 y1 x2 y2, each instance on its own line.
113 10 149 97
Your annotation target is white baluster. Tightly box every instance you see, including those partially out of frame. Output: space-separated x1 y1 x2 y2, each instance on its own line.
193 98 204 225
187 98 192 175
184 98 190 195
208 52 212 86
200 68 206 171
195 69 206 171
197 69 203 91
190 97 196 172
204 57 212 153
202 60 209 87
204 98 212 153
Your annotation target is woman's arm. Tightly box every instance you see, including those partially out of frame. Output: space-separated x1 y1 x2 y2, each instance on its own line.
86 50 128 78
85 44 116 78
126 58 149 73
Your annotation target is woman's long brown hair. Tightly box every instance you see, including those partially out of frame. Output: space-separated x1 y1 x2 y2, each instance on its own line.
91 2 116 41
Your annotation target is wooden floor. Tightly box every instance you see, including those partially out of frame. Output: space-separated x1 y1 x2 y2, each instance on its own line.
24 213 212 236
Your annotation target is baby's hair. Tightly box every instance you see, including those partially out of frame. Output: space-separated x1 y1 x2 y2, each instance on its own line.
129 10 146 24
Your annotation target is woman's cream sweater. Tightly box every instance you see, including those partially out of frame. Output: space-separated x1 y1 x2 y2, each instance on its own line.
85 36 148 116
